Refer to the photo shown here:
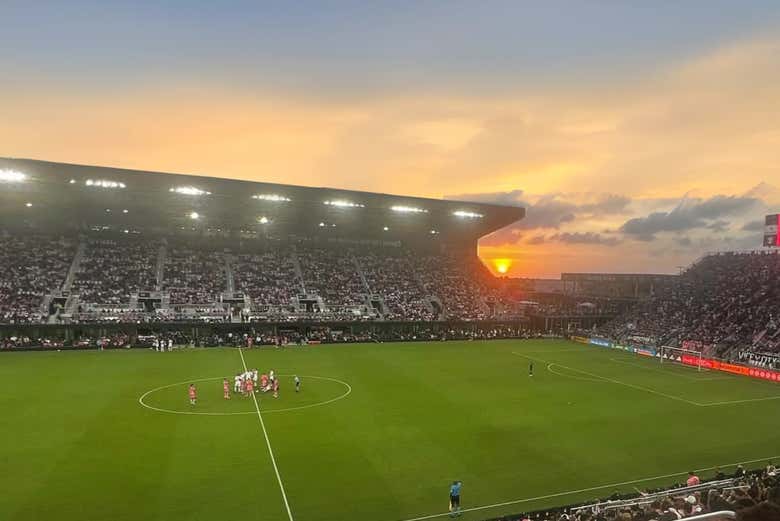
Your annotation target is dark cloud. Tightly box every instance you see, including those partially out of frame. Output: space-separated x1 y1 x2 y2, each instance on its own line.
706 220 730 232
526 234 546 245
620 195 759 240
741 220 764 231
550 232 621 246
447 190 632 233
675 236 693 247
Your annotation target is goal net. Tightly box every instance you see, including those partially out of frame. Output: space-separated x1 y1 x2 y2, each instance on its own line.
659 346 707 371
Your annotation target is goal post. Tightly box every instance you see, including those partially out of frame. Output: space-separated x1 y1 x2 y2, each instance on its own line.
659 345 705 371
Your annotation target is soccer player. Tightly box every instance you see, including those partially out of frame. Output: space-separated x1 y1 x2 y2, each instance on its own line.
234 373 242 393
260 373 269 392
245 377 254 396
529 362 534 377
188 384 197 406
252 369 259 392
294 375 300 392
269 369 275 383
272 378 279 398
223 378 231 400
449 480 462 517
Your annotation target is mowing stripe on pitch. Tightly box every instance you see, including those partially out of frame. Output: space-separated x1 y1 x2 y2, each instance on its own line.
239 348 295 521
396 454 780 521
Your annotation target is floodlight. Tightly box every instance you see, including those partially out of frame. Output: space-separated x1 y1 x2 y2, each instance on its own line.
0 170 27 183
319 222 326 227
324 200 364 208
453 210 484 219
25 202 33 207
170 186 211 196
253 194 291 202
258 216 269 224
383 226 389 231
430 230 438 234
86 179 125 189
189 212 200 220
391 205 428 214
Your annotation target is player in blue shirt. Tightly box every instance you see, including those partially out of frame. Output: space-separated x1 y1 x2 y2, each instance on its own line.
449 480 462 517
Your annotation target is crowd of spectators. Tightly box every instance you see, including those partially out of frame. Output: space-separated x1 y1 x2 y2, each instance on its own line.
233 251 301 310
72 239 157 305
358 252 435 320
0 233 75 324
298 249 366 309
494 464 779 521
164 247 227 304
0 233 544 324
599 251 780 360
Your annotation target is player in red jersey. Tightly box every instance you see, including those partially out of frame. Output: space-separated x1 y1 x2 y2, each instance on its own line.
272 378 279 399
245 377 254 395
188 384 197 405
260 373 269 392
223 378 231 400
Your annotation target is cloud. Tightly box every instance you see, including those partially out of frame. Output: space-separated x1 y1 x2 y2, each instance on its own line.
741 219 765 231
550 232 621 246
619 195 759 240
526 235 546 245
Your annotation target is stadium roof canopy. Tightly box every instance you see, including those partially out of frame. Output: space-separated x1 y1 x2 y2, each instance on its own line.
0 158 524 246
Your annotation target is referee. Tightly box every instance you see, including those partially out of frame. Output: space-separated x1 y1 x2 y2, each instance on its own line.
449 480 462 517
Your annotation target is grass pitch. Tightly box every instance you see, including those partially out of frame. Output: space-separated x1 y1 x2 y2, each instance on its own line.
1 339 778 521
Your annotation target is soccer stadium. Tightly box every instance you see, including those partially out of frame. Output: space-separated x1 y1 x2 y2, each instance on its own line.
1 156 779 521
4 4 780 521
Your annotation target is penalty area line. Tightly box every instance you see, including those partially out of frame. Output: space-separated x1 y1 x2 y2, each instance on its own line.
396 454 780 521
239 348 295 521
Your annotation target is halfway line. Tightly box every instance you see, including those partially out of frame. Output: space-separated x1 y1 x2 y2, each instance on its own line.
239 348 295 521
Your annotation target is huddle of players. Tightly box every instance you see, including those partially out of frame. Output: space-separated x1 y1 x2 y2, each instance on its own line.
188 372 300 406
230 369 280 398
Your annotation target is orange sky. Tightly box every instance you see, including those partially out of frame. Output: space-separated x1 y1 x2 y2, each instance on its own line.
2 27 779 277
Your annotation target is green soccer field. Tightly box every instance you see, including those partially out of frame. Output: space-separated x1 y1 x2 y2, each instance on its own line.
1 339 779 521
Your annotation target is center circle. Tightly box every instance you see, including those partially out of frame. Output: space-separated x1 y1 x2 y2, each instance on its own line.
139 374 352 416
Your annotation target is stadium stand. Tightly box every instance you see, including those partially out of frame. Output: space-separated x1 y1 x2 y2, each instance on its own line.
599 250 780 367
491 464 779 521
0 233 75 324
72 238 158 305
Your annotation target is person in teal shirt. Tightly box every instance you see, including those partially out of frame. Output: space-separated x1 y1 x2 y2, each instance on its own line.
449 480 462 517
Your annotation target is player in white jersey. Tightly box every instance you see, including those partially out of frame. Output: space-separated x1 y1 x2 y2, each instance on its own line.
234 374 242 393
269 369 275 382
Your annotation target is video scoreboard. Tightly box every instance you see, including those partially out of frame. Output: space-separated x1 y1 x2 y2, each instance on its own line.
764 214 780 247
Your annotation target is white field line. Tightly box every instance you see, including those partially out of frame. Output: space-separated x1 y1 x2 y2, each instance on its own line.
239 348 295 521
137 375 352 416
513 352 702 406
607 357 731 381
700 395 780 406
546 363 604 383
396 454 780 521
514 351 780 407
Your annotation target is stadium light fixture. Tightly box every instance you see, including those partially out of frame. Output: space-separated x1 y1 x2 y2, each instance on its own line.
170 186 211 196
25 202 33 207
258 216 270 224
122 209 129 214
430 229 438 235
324 200 364 208
453 210 484 219
86 179 126 189
252 194 291 202
189 212 200 220
391 205 428 214
69 179 76 184
318 222 326 227
105 208 111 213
383 226 389 231
0 169 27 183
